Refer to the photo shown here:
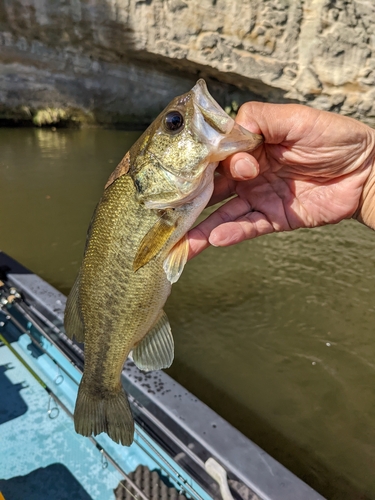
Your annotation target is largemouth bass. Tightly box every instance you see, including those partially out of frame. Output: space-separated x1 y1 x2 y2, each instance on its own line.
64 79 262 446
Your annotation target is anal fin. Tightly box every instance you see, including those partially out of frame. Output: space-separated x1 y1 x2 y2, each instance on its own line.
163 234 189 284
64 276 85 343
132 310 174 371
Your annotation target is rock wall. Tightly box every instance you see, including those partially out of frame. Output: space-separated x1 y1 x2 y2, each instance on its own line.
1 0 375 126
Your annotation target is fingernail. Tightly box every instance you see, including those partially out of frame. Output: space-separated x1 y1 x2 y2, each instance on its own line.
233 158 257 179
208 234 219 247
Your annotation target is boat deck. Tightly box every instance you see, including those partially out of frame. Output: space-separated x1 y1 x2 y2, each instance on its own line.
0 251 325 500
0 342 123 500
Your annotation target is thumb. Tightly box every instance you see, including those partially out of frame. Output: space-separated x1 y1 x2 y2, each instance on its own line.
218 152 260 181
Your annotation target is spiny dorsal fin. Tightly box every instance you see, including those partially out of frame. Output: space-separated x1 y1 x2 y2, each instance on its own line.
64 276 85 343
132 311 174 371
133 213 176 272
163 234 189 284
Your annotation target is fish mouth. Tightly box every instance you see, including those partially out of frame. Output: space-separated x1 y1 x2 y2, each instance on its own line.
192 79 234 135
192 79 263 161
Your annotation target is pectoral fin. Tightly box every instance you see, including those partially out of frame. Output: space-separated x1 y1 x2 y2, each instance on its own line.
64 276 85 343
163 234 189 284
132 311 174 371
133 214 176 272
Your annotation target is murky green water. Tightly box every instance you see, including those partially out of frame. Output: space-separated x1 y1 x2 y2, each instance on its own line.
1 128 375 499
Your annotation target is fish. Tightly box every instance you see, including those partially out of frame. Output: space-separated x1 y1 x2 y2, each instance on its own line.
64 79 263 446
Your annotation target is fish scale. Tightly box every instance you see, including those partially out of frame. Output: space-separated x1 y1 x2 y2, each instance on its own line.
81 176 172 386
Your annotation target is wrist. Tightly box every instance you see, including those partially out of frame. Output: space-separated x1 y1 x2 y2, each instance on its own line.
354 128 375 229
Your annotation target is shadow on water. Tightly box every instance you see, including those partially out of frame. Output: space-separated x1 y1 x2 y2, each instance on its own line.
0 463 92 500
166 359 372 500
0 364 28 424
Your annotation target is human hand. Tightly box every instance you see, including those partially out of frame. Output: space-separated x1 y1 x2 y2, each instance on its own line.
188 102 375 258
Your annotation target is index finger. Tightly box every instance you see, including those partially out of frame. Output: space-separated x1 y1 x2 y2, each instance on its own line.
188 196 252 260
206 174 236 207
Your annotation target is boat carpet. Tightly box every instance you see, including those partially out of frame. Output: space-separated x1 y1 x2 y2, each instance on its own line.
114 465 187 500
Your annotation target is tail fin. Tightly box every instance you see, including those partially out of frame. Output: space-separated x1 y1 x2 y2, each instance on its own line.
74 381 134 446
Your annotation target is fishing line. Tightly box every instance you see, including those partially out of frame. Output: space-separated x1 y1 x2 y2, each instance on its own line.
13 300 83 377
0 307 78 387
0 332 46 389
128 394 206 470
134 432 203 500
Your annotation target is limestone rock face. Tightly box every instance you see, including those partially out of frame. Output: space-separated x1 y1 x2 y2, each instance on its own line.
1 0 375 125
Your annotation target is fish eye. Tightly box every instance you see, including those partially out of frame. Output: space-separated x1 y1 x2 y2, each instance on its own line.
164 111 184 133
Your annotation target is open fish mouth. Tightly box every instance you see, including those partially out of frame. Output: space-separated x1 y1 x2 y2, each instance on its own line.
192 79 263 161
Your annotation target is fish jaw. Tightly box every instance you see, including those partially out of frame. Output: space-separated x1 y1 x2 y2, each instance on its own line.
191 79 263 162
144 161 217 210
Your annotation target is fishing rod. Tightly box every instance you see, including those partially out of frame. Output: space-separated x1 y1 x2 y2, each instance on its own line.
1 280 208 473
0 281 206 500
0 330 149 500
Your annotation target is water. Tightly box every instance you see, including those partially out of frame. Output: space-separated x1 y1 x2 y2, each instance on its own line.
1 128 375 499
